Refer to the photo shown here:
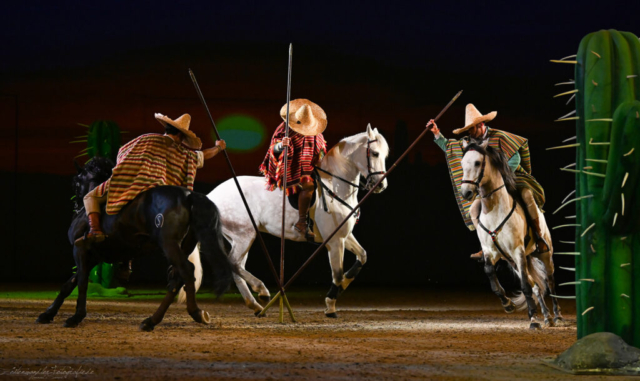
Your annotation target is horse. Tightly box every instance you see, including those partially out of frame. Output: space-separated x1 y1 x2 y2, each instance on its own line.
179 124 389 317
460 140 563 329
36 157 234 331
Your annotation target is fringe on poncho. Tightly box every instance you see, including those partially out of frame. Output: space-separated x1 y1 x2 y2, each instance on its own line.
95 134 199 215
444 128 545 231
259 122 326 195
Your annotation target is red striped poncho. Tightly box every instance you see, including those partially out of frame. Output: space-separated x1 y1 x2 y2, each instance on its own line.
259 122 327 195
95 134 199 215
444 128 545 231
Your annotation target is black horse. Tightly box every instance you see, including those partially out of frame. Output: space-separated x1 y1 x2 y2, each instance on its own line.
36 157 234 331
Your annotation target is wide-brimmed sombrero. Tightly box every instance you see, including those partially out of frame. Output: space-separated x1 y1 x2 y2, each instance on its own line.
279 99 327 136
155 113 202 149
452 104 497 135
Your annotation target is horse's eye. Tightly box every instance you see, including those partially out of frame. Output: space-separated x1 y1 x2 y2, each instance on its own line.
372 152 379 158
475 161 480 167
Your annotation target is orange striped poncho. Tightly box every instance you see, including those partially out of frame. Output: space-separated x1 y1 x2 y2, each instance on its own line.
259 122 327 195
95 134 200 215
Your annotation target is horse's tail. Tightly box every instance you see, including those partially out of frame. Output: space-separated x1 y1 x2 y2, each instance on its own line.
511 256 548 311
187 192 234 297
177 246 203 304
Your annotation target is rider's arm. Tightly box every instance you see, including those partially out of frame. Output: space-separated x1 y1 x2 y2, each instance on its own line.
200 140 227 166
434 132 447 152
508 151 521 172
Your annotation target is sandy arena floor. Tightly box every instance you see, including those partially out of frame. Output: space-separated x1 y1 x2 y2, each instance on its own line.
0 285 623 380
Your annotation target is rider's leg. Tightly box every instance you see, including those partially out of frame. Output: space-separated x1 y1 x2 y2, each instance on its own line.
469 199 484 261
520 188 550 253
75 187 107 245
294 177 315 239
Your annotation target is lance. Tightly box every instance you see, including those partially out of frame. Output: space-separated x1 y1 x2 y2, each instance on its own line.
259 90 463 316
188 69 290 312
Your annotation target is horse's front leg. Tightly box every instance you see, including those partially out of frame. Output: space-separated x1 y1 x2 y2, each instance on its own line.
483 256 516 313
324 237 346 318
343 233 367 290
514 250 541 330
36 274 78 324
64 247 95 328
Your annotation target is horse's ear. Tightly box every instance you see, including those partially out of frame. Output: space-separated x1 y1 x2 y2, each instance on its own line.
479 139 490 149
73 160 84 173
461 138 470 150
366 123 375 139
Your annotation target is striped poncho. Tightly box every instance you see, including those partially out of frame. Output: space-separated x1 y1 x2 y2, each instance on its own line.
443 128 545 231
259 122 327 195
95 134 200 215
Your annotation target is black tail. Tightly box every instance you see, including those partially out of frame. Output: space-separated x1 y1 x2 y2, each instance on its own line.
189 192 233 297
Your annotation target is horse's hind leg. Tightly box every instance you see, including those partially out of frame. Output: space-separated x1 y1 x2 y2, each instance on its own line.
64 247 97 328
535 251 564 325
515 251 541 330
166 241 210 325
226 233 269 314
36 274 78 324
483 258 516 313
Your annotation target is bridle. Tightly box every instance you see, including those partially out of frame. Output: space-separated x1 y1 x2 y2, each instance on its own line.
461 148 487 188
364 138 385 186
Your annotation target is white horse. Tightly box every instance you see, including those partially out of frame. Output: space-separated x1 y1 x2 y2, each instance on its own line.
460 139 562 329
181 125 389 317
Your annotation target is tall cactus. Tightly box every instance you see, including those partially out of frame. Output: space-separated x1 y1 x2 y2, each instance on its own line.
555 29 640 347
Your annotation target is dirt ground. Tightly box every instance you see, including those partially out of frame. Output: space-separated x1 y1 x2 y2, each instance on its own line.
0 285 626 380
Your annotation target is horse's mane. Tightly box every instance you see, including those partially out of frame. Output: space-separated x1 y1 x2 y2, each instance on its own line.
72 157 114 209
463 143 521 203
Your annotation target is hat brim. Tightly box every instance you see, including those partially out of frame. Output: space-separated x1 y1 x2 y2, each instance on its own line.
156 116 202 150
280 99 328 136
452 111 497 135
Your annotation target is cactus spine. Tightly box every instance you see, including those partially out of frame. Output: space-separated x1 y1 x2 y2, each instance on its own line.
566 29 640 346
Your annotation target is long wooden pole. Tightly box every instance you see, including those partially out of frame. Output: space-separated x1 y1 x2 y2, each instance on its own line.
260 90 463 315
188 69 284 294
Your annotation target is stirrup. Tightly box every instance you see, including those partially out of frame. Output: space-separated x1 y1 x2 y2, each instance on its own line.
294 222 315 242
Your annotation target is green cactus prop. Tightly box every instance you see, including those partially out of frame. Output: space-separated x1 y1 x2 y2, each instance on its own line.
553 29 640 347
73 120 124 290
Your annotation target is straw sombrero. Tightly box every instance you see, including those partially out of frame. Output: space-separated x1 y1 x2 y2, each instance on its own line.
279 99 327 136
155 113 202 150
452 104 497 135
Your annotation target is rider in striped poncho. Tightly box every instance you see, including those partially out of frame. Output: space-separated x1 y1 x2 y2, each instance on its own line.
259 99 327 240
428 104 548 261
76 113 226 247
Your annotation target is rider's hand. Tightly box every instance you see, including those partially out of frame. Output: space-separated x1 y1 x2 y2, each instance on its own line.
426 119 439 136
216 140 226 151
282 137 291 147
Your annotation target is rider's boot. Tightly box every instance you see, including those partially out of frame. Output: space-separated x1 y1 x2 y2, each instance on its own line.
294 182 315 241
470 250 484 262
74 212 106 247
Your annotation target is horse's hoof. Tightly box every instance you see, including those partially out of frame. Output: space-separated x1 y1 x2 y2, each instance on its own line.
544 318 554 327
503 300 516 314
190 310 210 325
529 322 542 330
258 294 271 303
63 316 82 328
36 313 53 324
325 312 338 319
553 316 565 326
254 310 266 318
139 317 155 332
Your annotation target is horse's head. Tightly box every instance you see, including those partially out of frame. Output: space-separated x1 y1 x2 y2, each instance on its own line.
460 139 491 201
341 124 389 193
72 157 114 208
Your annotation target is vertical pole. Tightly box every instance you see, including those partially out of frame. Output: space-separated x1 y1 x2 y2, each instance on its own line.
280 44 293 301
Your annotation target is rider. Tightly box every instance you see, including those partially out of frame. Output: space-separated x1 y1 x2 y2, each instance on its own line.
427 104 548 260
77 113 226 247
259 99 327 240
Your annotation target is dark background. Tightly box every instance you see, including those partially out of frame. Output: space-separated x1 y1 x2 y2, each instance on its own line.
1 2 637 290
